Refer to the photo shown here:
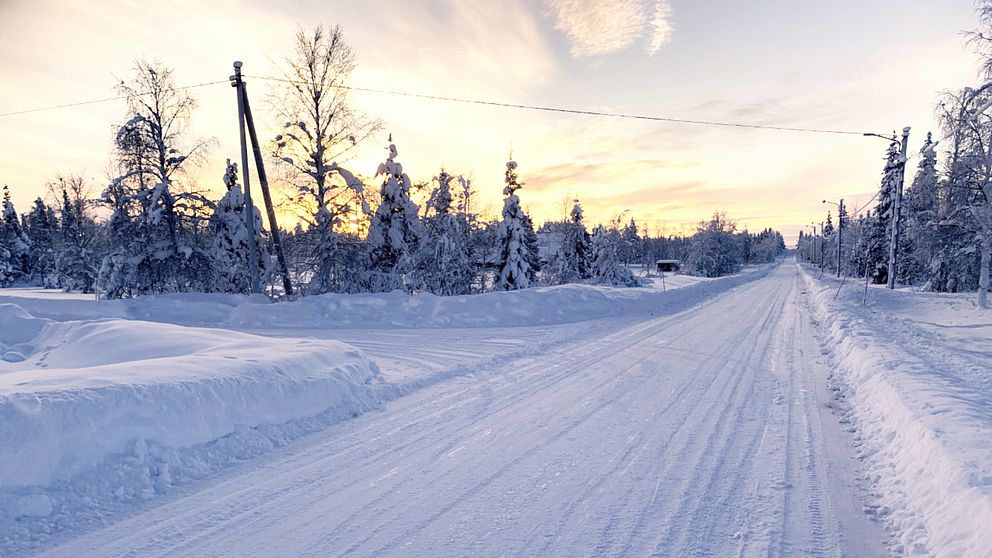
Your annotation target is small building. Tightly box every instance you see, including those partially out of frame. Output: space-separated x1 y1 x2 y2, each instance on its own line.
656 259 681 273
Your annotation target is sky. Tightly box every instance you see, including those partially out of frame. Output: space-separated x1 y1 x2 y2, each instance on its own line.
0 0 986 242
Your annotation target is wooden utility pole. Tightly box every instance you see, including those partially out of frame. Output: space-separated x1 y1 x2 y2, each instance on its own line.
887 127 911 289
837 199 844 278
230 61 262 295
229 62 294 297
243 84 294 296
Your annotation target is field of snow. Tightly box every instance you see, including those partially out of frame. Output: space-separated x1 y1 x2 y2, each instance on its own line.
0 267 775 554
8 261 988 557
801 266 992 556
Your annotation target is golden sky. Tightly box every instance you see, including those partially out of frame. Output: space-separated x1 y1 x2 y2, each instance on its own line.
0 0 984 242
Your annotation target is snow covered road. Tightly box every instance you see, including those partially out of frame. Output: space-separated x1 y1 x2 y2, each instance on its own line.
39 264 884 557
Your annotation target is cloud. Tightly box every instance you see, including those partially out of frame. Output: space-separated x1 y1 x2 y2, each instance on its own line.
543 0 673 57
648 1 674 55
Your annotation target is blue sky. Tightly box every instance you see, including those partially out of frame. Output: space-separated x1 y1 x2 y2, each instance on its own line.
0 0 984 240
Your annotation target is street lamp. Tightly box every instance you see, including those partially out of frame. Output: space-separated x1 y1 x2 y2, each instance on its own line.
823 198 844 278
864 128 911 289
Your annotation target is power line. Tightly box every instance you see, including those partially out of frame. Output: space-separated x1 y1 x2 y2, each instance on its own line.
0 80 229 118
247 74 867 137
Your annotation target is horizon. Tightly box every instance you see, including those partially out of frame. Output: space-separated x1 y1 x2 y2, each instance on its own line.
0 0 985 243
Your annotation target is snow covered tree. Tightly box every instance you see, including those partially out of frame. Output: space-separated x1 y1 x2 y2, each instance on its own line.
25 196 58 286
417 170 473 295
684 212 742 278
900 132 941 285
1 185 31 282
521 212 541 284
368 141 421 292
55 185 97 293
861 141 901 284
98 60 212 298
620 218 643 265
546 200 591 285
589 224 640 287
497 159 534 290
209 160 269 294
270 25 379 293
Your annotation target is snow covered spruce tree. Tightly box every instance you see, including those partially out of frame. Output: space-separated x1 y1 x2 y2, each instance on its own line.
497 159 535 290
546 199 591 285
899 132 940 286
209 160 269 294
98 60 212 298
270 25 379 294
368 141 422 292
1 185 31 283
417 170 473 295
25 196 58 287
589 223 641 287
859 141 901 284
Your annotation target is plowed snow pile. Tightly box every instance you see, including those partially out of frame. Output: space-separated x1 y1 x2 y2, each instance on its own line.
801 267 992 556
0 303 386 540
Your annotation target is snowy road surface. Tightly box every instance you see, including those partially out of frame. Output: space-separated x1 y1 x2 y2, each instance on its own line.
40 265 884 557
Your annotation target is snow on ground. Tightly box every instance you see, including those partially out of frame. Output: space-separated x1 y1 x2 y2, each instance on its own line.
20 263 888 558
0 306 387 550
0 267 773 555
801 265 992 556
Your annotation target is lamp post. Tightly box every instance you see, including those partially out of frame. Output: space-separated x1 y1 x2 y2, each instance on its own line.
823 198 844 277
864 128 911 289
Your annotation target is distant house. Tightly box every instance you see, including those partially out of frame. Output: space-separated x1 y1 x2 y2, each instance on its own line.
656 259 680 272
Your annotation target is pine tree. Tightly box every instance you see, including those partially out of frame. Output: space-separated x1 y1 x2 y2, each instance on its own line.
522 212 541 284
546 199 590 285
901 132 940 285
368 141 422 292
497 159 534 290
863 141 901 284
209 160 269 294
620 218 642 265
55 187 97 292
417 170 474 295
1 186 31 281
590 224 640 287
26 197 58 287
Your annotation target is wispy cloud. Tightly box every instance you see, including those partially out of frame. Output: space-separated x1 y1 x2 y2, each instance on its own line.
648 1 674 55
543 0 673 57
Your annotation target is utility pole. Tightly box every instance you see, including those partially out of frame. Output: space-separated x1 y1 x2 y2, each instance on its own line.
230 61 262 295
887 127 911 289
837 199 843 277
229 61 294 297
243 87 294 296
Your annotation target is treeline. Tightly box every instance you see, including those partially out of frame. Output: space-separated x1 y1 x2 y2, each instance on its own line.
0 25 785 298
801 3 992 308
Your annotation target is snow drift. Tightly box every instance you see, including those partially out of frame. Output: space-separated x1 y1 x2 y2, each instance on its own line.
0 304 386 528
1 267 771 331
800 266 992 557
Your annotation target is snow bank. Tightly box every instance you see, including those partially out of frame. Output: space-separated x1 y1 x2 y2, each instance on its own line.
1 267 771 331
0 304 387 532
800 266 992 557
226 266 773 330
